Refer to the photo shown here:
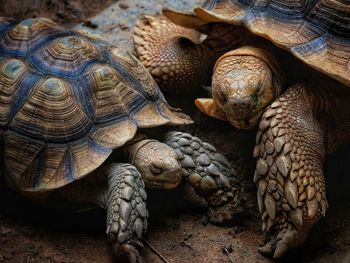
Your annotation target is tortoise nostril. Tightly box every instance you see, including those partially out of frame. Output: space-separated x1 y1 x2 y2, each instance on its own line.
231 98 251 109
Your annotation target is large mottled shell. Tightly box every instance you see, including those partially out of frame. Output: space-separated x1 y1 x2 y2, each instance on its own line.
185 0 350 86
0 17 192 192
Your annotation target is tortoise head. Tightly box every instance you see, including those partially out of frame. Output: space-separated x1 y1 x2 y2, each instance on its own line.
127 138 183 189
196 46 285 129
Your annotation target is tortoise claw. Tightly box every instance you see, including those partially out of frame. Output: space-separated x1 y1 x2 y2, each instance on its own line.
259 223 307 259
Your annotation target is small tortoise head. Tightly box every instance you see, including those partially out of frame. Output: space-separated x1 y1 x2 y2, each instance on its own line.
196 47 285 129
127 139 183 189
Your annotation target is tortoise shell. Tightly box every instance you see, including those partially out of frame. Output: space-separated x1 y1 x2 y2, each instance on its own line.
0 17 192 193
168 0 350 86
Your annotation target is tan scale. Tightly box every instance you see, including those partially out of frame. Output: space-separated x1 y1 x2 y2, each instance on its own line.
134 15 228 93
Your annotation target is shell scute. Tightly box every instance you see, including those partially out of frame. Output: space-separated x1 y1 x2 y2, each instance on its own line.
9 77 93 143
1 17 72 57
109 47 160 100
28 36 103 78
0 17 16 33
0 57 41 128
3 131 46 189
69 139 112 183
90 119 138 149
83 64 128 123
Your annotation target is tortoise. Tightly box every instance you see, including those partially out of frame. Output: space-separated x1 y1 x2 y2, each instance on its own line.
133 0 350 259
0 17 244 262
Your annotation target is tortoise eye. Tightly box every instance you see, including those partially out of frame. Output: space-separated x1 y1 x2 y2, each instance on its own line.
150 164 163 175
216 88 227 104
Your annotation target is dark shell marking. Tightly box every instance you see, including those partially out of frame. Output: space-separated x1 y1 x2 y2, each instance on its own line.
0 17 183 192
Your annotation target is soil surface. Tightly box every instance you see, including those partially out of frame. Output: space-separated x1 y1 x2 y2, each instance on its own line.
1 1 350 263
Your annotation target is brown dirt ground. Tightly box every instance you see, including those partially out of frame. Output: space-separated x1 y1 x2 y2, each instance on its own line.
1 1 350 263
0 0 117 26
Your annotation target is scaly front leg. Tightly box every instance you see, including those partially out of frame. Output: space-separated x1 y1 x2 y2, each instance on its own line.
55 162 148 263
164 131 245 223
254 85 328 258
100 163 148 263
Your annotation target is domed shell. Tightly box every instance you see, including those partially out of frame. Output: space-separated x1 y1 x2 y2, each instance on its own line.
0 17 192 193
174 0 350 86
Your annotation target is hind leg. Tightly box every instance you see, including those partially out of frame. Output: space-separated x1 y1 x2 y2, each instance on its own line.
134 15 220 93
254 84 328 258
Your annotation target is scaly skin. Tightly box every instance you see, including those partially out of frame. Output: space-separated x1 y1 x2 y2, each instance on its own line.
134 16 350 257
195 45 286 128
221 49 350 257
56 133 244 262
56 137 184 263
53 162 149 263
133 15 250 93
211 47 284 129
133 15 283 126
134 15 212 93
253 85 327 258
163 131 246 223
103 163 148 263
